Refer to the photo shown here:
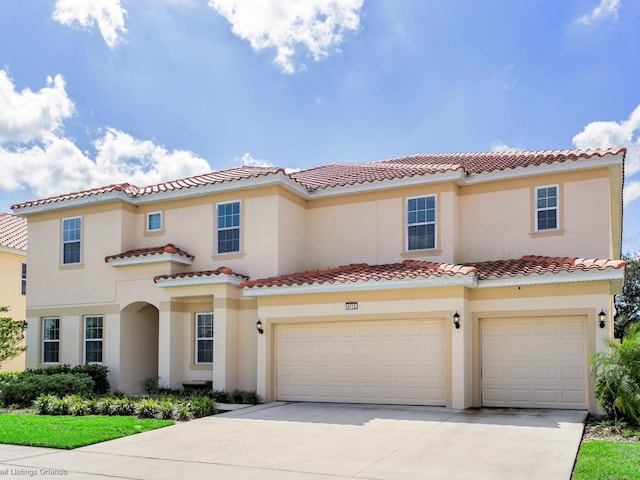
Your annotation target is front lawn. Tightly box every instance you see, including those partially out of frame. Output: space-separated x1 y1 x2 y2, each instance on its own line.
0 414 173 449
572 441 640 480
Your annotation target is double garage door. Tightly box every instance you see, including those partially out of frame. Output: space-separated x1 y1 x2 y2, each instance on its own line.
275 315 589 410
276 319 446 406
481 316 588 409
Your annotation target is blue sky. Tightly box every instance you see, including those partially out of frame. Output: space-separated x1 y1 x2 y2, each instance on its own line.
0 0 639 253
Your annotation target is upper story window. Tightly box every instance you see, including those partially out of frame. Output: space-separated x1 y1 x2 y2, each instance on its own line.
147 211 162 232
62 216 82 264
535 185 558 231
407 195 436 251
195 312 214 364
20 263 26 295
217 201 240 254
42 317 60 364
84 315 103 364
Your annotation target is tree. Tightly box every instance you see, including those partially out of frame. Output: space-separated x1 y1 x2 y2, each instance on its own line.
0 306 27 365
614 254 640 339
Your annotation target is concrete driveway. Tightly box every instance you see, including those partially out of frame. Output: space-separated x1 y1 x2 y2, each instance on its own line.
0 402 586 479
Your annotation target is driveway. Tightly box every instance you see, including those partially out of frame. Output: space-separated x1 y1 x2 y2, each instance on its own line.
0 402 586 479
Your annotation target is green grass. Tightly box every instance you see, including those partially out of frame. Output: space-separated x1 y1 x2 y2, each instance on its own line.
572 441 640 480
0 414 173 449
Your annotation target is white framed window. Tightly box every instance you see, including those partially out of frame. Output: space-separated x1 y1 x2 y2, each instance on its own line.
62 216 82 264
195 313 213 364
84 315 103 364
407 195 436 250
20 263 26 296
146 211 162 232
216 201 240 254
42 317 60 364
535 185 558 231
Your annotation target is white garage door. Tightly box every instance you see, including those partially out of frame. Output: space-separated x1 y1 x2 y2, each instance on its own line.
481 316 588 409
276 319 446 406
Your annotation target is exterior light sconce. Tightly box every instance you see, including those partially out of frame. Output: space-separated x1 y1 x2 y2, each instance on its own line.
256 319 264 335
453 311 461 330
598 310 606 329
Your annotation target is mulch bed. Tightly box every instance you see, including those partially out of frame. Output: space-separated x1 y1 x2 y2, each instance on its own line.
582 414 640 442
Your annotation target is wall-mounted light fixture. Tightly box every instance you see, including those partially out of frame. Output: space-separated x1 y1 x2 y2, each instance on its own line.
453 311 461 330
598 310 606 329
256 319 264 335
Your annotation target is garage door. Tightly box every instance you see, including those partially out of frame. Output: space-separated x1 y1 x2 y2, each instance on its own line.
481 316 588 409
276 319 446 406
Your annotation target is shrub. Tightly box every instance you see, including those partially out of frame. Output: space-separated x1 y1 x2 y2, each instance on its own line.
189 396 218 418
34 394 57 415
25 364 109 394
136 398 158 419
591 322 640 425
98 397 116 416
112 397 136 416
67 395 89 416
158 400 175 420
0 373 94 407
173 404 192 421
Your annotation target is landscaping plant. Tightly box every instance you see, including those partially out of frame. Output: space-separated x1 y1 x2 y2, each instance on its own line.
591 322 640 425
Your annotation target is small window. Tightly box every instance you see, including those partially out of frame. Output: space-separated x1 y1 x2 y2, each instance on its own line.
62 217 82 264
217 201 240 254
195 313 213 364
536 186 558 231
147 212 162 232
84 315 103 364
407 195 436 250
42 317 60 363
20 263 26 296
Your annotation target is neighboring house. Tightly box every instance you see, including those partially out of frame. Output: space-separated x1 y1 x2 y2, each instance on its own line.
0 213 27 372
11 148 627 413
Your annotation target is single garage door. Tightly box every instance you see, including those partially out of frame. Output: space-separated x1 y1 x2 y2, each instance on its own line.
481 316 588 409
276 319 446 406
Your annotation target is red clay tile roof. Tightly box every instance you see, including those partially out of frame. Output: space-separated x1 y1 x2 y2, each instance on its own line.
11 148 625 210
291 148 625 190
0 213 27 251
154 267 249 283
240 261 477 288
241 255 627 289
105 244 194 262
12 166 284 210
470 255 628 279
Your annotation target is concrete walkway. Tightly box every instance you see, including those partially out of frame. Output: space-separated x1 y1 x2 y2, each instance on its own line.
0 403 586 479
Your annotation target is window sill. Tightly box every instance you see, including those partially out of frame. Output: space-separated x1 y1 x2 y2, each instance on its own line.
529 229 565 238
144 230 165 237
211 252 245 260
59 263 84 270
190 363 213 370
401 249 442 258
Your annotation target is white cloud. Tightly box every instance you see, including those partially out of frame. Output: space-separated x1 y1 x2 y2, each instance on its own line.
624 181 640 206
577 0 620 25
490 141 522 152
0 72 212 200
0 71 74 144
572 104 640 178
208 0 363 73
237 152 274 168
53 0 127 49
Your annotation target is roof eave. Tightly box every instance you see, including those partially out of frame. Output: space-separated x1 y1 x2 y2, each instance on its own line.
476 268 626 288
242 274 478 297
0 245 27 255
155 274 244 288
106 253 194 267
12 191 135 216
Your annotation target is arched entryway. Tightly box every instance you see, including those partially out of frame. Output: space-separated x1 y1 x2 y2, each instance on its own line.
119 302 159 393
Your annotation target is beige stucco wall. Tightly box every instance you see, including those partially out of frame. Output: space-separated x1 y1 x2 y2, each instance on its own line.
0 249 27 371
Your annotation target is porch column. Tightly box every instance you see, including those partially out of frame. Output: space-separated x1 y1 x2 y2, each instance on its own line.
213 297 238 391
450 299 472 409
157 302 184 389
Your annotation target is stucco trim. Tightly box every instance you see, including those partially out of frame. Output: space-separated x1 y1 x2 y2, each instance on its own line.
155 274 244 288
106 252 193 267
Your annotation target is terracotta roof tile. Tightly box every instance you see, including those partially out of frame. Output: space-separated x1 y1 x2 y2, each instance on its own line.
12 166 284 209
105 244 194 262
0 213 27 251
154 267 249 283
291 148 625 190
241 255 627 289
240 261 477 288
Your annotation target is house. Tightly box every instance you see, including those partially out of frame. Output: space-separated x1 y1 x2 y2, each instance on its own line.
0 213 27 372
11 148 626 412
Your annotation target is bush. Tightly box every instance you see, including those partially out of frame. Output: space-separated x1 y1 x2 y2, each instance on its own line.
0 373 94 407
136 398 158 419
173 404 192 421
188 396 218 418
591 323 640 425
26 364 109 395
